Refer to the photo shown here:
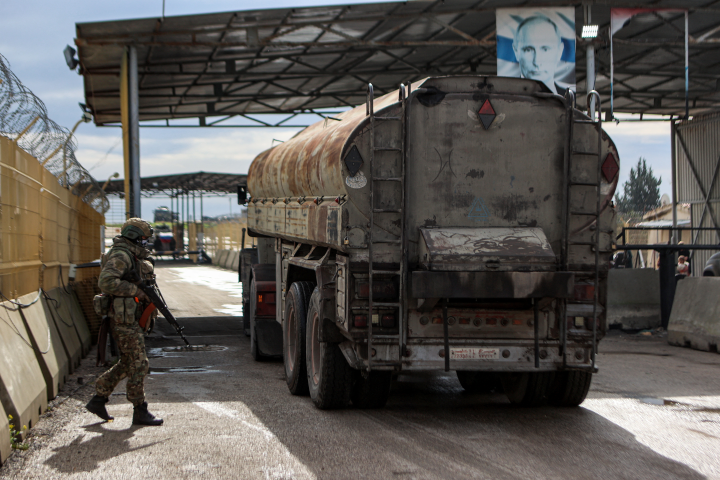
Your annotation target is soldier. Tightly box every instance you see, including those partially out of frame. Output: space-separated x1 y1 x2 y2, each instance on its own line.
86 218 163 426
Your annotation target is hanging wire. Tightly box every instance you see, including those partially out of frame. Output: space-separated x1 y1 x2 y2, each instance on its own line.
0 289 52 354
0 53 109 214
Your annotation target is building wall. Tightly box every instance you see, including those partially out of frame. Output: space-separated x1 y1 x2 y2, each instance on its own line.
675 113 720 274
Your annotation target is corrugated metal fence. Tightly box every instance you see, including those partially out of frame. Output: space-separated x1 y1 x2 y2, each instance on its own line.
675 113 720 272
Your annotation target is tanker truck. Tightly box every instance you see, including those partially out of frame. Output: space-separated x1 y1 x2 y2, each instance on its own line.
239 76 619 410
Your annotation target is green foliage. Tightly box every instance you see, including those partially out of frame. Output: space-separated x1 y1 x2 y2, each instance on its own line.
7 414 29 450
614 158 662 216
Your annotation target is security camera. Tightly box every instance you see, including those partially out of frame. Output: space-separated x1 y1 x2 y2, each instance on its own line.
63 45 79 70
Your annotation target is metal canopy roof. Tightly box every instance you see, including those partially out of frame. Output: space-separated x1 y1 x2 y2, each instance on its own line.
76 0 720 126
103 171 247 197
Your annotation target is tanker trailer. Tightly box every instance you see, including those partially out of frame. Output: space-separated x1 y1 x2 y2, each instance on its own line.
240 76 619 410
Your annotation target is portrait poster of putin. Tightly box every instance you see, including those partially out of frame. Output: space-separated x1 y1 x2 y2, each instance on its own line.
496 8 576 96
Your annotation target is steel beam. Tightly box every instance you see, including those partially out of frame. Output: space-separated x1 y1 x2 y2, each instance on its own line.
128 46 142 218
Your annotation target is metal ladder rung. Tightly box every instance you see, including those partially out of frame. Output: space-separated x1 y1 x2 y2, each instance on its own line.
370 335 401 339
372 240 401 245
372 302 401 308
371 269 400 275
363 361 402 368
373 209 402 213
374 147 402 152
569 241 595 246
374 116 401 121
572 150 599 156
570 211 599 216
373 177 402 182
570 181 600 187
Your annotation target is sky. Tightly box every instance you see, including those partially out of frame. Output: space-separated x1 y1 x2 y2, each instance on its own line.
0 0 673 221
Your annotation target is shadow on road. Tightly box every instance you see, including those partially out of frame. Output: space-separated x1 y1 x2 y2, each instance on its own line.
43 423 164 474
147 317 707 479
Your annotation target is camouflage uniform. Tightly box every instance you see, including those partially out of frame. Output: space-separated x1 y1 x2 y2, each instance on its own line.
95 236 154 407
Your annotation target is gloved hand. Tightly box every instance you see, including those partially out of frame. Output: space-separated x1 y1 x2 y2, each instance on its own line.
136 289 150 303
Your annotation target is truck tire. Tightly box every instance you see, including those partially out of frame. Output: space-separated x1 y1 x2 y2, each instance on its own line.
351 371 392 409
243 302 250 337
249 278 268 361
549 371 592 407
283 281 314 396
306 288 351 409
501 372 554 407
456 371 500 394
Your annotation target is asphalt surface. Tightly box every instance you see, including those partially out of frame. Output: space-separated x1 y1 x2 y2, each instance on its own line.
2 262 720 479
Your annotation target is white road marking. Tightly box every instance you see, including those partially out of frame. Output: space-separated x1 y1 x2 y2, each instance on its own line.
192 401 316 480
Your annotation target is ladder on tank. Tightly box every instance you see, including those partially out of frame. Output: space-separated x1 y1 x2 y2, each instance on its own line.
365 83 407 371
561 90 604 372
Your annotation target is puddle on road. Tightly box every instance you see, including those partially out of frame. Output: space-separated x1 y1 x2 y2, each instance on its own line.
147 345 228 358
149 366 220 375
164 345 228 353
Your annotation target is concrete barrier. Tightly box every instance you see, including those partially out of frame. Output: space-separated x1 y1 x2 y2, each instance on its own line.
224 250 238 270
216 249 229 268
17 291 69 400
0 300 47 442
62 288 92 355
231 250 240 271
44 288 82 372
668 277 720 352
606 268 661 330
0 401 11 466
221 250 232 269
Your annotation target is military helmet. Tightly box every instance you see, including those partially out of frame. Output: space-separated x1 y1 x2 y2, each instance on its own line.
121 218 153 240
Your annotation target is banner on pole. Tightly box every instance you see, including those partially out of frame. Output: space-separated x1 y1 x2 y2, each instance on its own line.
496 7 576 96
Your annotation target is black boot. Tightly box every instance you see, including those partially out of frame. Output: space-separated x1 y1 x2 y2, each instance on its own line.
86 395 113 421
132 402 163 426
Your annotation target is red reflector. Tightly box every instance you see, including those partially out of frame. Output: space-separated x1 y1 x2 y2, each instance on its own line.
512 319 523 325
258 294 263 303
354 315 367 327
432 316 443 324
459 317 470 325
381 314 395 328
477 99 497 130
486 317 498 326
602 153 619 182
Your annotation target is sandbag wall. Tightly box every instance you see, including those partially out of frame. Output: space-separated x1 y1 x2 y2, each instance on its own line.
0 286 91 465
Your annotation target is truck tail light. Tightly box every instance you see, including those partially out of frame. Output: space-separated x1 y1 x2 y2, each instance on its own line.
381 314 395 328
354 315 367 327
574 284 595 301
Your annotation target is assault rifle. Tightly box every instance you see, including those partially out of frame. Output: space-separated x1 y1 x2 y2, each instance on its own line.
123 270 191 346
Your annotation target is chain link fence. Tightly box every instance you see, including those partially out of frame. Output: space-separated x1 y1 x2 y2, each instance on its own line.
0 54 109 214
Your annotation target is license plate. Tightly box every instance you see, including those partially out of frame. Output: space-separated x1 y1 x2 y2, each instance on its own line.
450 348 499 360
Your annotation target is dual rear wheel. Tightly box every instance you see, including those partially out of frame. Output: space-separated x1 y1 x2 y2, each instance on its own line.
457 370 592 407
283 282 391 409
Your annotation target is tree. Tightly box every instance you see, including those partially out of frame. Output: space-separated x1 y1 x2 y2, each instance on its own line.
614 158 662 215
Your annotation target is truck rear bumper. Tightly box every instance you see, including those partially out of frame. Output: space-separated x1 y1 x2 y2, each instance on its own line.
340 340 595 372
411 271 574 299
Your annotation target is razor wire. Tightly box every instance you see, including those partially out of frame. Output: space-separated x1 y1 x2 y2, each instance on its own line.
0 53 109 214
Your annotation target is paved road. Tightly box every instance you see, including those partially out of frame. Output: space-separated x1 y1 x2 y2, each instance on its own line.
2 263 720 479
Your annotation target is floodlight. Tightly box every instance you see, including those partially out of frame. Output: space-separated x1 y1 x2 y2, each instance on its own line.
582 25 599 39
63 45 79 70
